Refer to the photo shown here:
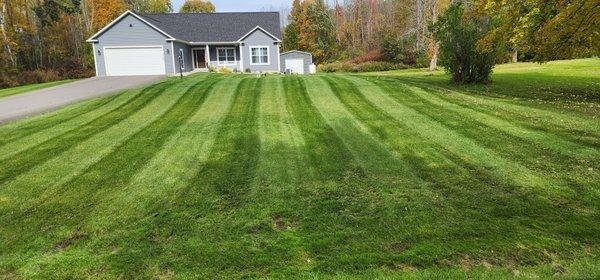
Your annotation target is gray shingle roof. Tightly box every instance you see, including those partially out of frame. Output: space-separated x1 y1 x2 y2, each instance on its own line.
138 12 282 43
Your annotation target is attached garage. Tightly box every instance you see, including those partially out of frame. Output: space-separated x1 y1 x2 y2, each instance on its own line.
281 50 313 74
104 46 166 76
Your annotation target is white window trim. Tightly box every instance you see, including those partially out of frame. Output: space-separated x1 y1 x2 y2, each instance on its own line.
216 47 237 65
250 46 270 66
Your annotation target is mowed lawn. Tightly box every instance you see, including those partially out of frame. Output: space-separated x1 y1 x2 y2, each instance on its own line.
0 80 76 98
0 59 598 279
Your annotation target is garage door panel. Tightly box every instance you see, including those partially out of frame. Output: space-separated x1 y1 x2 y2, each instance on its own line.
105 47 166 76
285 59 304 74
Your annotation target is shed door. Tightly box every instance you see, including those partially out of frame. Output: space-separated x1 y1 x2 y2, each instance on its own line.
285 59 304 74
105 46 166 76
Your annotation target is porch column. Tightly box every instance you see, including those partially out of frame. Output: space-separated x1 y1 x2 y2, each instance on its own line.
239 44 244 72
205 45 210 68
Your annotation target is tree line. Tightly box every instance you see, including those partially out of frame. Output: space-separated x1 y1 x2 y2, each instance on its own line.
0 0 214 88
1 0 597 88
283 0 599 83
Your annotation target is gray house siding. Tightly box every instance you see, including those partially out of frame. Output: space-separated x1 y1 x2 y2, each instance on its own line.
173 42 193 72
207 45 241 71
240 29 280 72
93 14 174 76
280 51 312 74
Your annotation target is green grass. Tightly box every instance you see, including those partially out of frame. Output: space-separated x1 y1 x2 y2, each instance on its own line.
0 59 598 279
0 80 76 98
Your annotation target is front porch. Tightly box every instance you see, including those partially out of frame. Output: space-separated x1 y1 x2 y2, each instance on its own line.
186 44 244 72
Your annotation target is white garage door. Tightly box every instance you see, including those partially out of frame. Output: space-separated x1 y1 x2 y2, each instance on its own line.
285 59 304 74
104 46 166 76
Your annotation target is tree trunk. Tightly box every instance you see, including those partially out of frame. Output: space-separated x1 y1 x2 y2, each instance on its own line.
512 47 518 63
428 0 439 71
429 42 439 71
0 0 16 67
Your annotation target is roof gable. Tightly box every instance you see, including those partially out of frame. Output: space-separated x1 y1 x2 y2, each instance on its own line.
237 26 281 42
87 10 174 42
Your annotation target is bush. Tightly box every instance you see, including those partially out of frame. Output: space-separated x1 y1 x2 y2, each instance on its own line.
318 61 408 73
20 69 61 85
0 69 64 89
218 67 232 74
431 3 499 84
347 49 384 64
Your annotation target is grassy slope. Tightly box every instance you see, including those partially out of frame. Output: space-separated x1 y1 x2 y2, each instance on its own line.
0 80 75 98
0 59 598 279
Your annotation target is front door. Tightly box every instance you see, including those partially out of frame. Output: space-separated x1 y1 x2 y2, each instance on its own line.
193 49 206 68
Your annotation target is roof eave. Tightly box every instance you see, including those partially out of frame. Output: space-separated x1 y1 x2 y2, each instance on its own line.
236 26 282 43
281 50 312 57
189 41 241 45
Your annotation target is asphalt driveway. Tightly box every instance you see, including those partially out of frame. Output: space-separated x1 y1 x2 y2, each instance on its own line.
0 75 163 124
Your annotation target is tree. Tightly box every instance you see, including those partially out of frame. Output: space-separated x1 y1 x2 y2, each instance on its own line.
478 0 600 62
179 0 215 13
427 0 451 71
126 0 172 13
310 0 337 62
432 3 499 84
91 0 126 30
283 0 336 63
283 0 305 52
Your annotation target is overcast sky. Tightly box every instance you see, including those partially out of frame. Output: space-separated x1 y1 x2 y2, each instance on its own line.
172 0 293 12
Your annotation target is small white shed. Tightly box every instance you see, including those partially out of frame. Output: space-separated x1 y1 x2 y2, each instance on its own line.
280 50 314 74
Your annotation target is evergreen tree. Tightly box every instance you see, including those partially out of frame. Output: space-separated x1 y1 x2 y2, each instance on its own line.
283 0 337 63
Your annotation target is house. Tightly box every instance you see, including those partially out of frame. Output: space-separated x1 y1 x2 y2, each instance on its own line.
87 10 282 76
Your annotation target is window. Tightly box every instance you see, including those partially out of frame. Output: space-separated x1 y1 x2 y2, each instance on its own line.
250 46 269 65
217 47 236 64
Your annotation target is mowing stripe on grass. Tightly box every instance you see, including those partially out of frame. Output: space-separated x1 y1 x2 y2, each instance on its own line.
0 87 150 161
403 83 599 159
321 75 452 182
301 76 461 271
196 77 263 207
283 76 358 180
349 76 599 189
0 75 211 213
0 79 179 185
251 75 311 272
321 75 576 253
256 75 307 186
348 75 573 199
307 76 420 179
0 94 120 146
376 77 599 159
414 83 600 148
84 75 243 232
1 74 224 257
379 76 600 137
94 77 266 277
